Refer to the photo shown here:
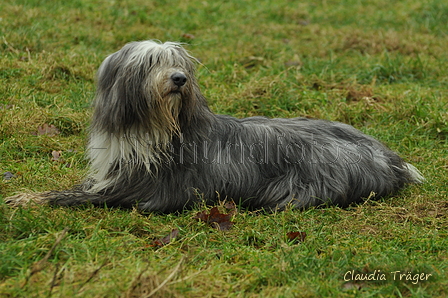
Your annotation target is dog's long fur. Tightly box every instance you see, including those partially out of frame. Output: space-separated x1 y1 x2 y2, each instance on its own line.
6 40 424 212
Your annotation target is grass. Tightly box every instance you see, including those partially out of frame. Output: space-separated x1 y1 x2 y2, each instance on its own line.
1 0 447 296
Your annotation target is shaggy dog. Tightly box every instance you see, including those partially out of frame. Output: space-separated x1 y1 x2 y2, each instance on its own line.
6 40 424 212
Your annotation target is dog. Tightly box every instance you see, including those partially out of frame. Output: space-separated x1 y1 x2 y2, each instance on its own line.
6 40 424 212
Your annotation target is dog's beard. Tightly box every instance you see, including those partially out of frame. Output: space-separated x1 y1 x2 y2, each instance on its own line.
165 91 182 133
151 79 184 137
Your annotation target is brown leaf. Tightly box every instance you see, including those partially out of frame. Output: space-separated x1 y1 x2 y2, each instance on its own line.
152 228 180 247
3 171 14 180
286 231 307 243
342 282 366 291
51 150 63 162
284 60 301 68
194 207 234 231
181 33 195 40
36 124 60 136
223 200 237 215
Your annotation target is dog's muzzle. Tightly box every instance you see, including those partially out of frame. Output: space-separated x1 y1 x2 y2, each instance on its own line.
171 72 187 87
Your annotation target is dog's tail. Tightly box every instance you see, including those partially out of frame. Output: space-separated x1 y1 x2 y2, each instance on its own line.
404 163 425 184
5 188 108 208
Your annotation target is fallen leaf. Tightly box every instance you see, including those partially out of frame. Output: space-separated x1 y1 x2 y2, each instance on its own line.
284 60 301 68
0 104 14 110
181 33 195 40
223 200 237 215
36 124 60 136
51 150 63 162
194 206 235 231
342 282 366 291
298 19 310 26
286 231 307 243
3 171 14 180
152 228 180 247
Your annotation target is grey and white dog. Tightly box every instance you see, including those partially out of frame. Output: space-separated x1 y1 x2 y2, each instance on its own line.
7 40 424 212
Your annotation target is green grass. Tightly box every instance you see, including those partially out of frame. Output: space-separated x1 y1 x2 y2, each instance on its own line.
1 0 447 297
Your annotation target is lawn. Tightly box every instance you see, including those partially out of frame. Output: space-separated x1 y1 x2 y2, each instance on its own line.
1 0 447 297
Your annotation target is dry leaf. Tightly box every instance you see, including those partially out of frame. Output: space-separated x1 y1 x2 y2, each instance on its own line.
152 228 180 247
286 231 307 243
223 200 237 215
194 206 235 231
3 171 14 180
51 150 63 162
181 33 195 40
36 124 60 136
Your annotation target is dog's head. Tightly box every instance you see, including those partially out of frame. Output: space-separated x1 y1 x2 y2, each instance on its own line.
92 40 201 137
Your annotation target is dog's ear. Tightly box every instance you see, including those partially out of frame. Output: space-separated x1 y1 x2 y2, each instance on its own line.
92 49 150 134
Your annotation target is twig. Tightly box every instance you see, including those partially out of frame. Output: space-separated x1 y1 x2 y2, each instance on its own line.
167 270 202 285
124 264 151 298
2 36 19 54
22 227 69 288
144 257 184 298
78 259 110 291
48 263 61 297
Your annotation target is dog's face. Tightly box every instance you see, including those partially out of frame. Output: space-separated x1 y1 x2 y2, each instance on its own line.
92 41 198 136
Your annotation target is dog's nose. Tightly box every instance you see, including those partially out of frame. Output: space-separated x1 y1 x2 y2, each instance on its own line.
171 73 187 87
